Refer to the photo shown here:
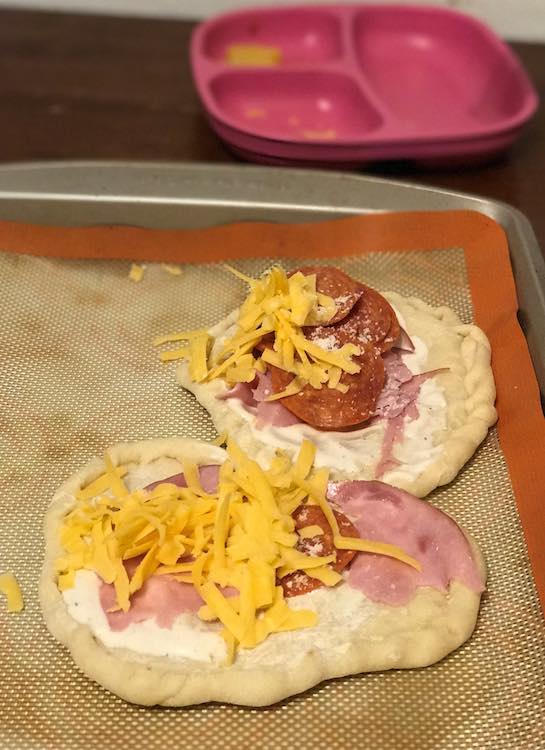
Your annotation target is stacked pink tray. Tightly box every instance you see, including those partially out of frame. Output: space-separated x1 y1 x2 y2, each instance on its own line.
190 4 538 165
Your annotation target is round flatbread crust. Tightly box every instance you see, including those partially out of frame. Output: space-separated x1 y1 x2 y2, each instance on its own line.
40 438 485 707
178 293 497 497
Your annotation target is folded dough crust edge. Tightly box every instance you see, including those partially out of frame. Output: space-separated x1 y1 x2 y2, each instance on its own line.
177 293 497 498
40 438 486 707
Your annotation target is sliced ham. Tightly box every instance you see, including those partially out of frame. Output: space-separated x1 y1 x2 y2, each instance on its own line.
220 370 302 428
373 350 443 421
373 353 449 476
251 371 273 402
218 381 257 408
255 401 301 429
373 414 405 479
100 573 204 631
144 465 220 494
373 350 415 419
327 480 484 606
252 371 301 427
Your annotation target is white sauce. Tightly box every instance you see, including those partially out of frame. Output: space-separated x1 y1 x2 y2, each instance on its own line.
228 399 385 475
237 585 377 668
223 334 447 479
383 380 446 485
64 570 227 663
64 569 378 666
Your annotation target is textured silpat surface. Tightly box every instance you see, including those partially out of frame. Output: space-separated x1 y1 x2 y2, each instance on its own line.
1 249 544 750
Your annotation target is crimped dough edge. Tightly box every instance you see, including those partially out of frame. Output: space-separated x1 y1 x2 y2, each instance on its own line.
40 438 486 707
177 294 497 498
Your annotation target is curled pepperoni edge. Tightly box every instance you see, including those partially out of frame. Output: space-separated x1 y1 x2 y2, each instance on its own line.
305 282 400 355
290 265 364 326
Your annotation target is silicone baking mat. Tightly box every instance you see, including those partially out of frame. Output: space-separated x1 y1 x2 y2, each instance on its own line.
1 211 544 749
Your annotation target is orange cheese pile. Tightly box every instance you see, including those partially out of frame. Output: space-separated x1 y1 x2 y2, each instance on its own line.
56 440 419 662
155 265 361 397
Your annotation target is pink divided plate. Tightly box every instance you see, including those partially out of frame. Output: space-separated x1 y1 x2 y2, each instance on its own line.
190 4 538 165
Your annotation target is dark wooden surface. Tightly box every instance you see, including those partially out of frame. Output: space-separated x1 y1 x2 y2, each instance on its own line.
0 8 544 252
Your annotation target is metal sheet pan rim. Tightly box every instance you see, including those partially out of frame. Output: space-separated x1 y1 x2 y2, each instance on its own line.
0 160 535 215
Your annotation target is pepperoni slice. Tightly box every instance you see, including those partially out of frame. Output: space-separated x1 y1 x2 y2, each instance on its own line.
269 349 385 429
281 504 360 598
291 266 363 325
305 283 400 354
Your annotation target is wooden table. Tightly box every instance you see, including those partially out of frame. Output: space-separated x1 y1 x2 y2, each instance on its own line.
0 7 544 253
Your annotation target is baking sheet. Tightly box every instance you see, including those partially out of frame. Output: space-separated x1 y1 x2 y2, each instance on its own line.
0 162 543 395
1 164 544 750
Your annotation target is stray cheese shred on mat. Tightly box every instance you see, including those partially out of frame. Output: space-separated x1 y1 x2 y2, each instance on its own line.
0 573 24 612
56 440 419 663
128 263 145 283
161 264 183 276
154 265 361 396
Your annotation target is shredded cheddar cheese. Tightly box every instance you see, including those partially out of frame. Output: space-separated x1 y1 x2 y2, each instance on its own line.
56 440 419 663
155 265 361 396
298 525 324 539
128 263 145 282
0 572 24 612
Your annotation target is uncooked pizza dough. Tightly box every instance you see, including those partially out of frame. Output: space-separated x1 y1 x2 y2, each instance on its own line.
40 438 486 707
178 291 497 498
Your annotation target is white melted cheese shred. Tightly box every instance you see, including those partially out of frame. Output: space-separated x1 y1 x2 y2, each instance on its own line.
63 457 379 665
